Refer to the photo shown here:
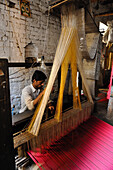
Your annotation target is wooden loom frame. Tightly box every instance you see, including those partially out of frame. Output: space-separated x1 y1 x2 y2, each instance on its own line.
13 29 94 151
14 102 94 150
14 3 95 152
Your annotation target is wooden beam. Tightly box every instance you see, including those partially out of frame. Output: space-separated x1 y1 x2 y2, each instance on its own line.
50 0 69 9
49 0 62 5
8 62 52 67
95 12 113 17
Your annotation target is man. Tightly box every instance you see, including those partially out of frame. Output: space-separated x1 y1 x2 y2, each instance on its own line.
19 70 47 113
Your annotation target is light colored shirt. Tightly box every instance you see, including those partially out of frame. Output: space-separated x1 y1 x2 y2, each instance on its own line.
19 84 40 113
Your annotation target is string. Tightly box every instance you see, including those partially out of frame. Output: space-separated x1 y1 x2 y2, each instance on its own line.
42 5 50 55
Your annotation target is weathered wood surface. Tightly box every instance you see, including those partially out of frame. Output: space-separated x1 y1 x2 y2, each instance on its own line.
14 131 34 149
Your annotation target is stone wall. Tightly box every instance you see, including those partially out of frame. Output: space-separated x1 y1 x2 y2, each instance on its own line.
0 0 61 113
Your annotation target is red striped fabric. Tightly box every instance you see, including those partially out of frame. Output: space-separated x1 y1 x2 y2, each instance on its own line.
28 116 113 170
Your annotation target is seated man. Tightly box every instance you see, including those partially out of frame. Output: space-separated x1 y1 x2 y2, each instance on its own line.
19 70 47 113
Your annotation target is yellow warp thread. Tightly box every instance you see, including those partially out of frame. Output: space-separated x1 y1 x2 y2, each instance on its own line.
55 39 71 121
71 37 81 110
108 43 113 70
105 43 113 70
55 30 81 122
28 96 43 132
27 27 77 136
108 44 112 70
28 28 82 134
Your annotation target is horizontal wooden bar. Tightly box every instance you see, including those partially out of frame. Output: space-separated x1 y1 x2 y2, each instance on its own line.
8 62 53 67
49 0 63 6
95 12 113 17
50 0 69 9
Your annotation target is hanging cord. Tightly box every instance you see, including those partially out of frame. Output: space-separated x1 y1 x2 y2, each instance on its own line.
9 68 25 76
9 64 37 79
9 61 38 78
42 6 50 55
9 72 26 79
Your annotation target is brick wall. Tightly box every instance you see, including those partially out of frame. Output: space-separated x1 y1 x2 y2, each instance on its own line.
0 0 61 113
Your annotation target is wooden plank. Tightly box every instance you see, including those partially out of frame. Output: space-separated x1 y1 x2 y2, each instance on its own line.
14 131 34 149
0 59 15 170
95 12 113 17
8 62 52 67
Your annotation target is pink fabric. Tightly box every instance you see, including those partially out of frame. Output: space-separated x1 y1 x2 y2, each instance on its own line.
28 116 113 170
107 61 113 99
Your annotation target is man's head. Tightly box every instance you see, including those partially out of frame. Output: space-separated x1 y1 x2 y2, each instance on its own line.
32 70 47 89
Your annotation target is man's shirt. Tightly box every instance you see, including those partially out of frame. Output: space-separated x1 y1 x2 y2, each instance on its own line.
19 84 40 113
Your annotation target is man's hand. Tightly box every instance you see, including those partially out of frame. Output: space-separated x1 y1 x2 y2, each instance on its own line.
48 105 54 114
47 100 55 115
33 87 46 106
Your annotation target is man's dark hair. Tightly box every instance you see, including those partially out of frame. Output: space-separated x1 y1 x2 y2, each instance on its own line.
32 70 47 82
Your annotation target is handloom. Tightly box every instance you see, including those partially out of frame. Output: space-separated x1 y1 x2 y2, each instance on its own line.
14 3 94 152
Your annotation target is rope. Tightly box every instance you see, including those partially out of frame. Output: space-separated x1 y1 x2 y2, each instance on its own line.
42 6 50 55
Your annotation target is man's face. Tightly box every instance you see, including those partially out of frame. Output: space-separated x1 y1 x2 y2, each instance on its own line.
33 80 45 89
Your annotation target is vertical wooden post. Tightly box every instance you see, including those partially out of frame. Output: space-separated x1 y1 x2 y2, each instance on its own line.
0 59 15 170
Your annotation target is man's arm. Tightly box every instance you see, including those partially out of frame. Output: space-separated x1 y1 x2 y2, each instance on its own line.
23 87 46 111
33 88 46 106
